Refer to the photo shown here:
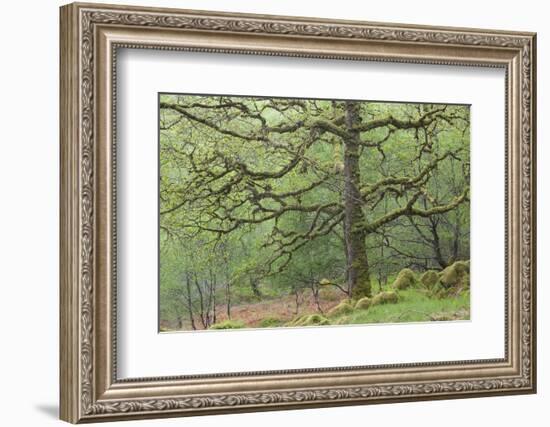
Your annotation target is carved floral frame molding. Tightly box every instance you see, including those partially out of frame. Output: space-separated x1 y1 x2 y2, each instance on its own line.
60 2 536 423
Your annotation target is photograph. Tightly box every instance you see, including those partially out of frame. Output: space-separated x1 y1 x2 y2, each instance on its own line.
55 2 536 423
159 94 471 332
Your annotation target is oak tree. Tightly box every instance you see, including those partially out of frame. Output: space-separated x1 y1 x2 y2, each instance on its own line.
160 95 469 299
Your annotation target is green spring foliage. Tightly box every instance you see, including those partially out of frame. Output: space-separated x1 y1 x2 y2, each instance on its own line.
158 93 471 331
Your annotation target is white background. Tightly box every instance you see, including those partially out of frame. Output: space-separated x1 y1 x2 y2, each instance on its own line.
0 0 546 426
118 50 505 377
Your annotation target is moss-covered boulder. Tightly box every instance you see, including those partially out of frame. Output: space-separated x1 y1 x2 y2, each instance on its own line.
429 282 446 299
420 270 439 288
327 301 354 317
355 297 372 310
334 315 352 325
286 314 306 327
392 268 416 290
259 317 284 328
456 260 470 272
371 291 399 306
291 313 330 327
462 272 470 288
440 260 470 288
209 319 245 330
304 314 330 326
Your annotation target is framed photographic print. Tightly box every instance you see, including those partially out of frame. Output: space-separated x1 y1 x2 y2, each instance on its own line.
59 2 537 423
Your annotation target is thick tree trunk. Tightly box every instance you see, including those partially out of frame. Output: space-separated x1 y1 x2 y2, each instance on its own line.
343 101 371 298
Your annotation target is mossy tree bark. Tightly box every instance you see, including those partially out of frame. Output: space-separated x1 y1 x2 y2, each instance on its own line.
343 101 371 298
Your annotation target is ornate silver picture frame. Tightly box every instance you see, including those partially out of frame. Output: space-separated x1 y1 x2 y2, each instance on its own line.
60 2 536 423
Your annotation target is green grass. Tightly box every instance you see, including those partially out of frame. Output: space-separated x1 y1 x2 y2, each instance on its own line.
334 288 470 325
196 278 470 331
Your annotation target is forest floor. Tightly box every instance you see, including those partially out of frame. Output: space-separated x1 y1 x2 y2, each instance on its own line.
208 290 340 328
161 282 470 332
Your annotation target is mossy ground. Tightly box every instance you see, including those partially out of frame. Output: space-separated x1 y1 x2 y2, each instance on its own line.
209 319 246 329
210 282 469 330
162 267 470 331
336 288 469 324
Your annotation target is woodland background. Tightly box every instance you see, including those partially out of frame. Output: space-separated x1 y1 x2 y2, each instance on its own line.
159 95 471 330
